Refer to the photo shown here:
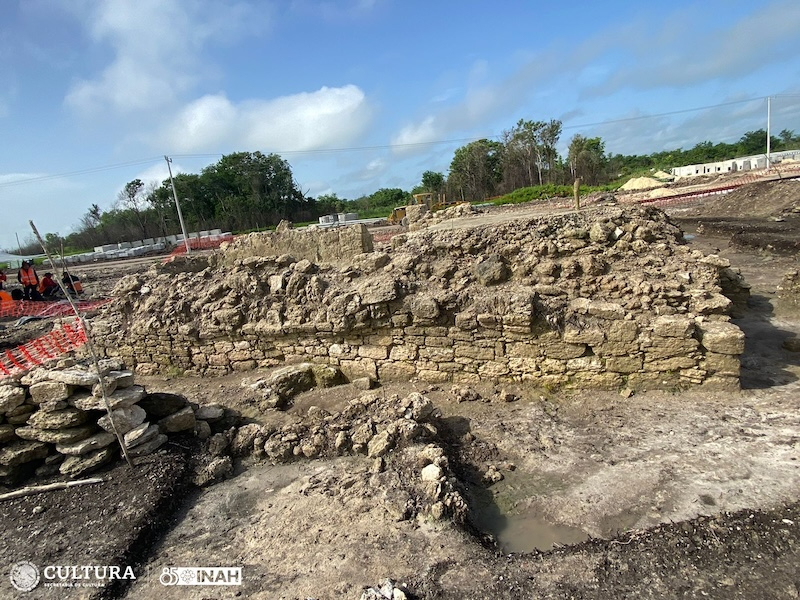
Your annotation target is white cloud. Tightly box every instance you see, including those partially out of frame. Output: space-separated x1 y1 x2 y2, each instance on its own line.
391 116 440 148
159 85 371 153
64 0 261 115
581 1 800 97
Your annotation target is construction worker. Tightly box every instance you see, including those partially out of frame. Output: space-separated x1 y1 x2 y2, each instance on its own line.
39 272 59 298
0 289 11 303
0 269 6 289
17 261 42 301
62 271 83 296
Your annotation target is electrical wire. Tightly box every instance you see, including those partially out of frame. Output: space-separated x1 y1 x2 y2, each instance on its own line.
0 95 793 187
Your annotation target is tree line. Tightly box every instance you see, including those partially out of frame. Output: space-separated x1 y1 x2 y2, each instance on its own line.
11 125 799 255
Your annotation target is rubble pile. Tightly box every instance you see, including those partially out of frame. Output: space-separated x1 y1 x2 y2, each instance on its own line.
0 359 232 485
221 390 468 522
91 206 749 391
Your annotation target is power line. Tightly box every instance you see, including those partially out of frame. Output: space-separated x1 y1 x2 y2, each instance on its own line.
0 95 794 188
0 157 164 189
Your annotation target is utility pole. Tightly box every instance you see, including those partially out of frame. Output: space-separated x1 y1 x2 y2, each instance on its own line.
766 96 771 173
164 156 191 254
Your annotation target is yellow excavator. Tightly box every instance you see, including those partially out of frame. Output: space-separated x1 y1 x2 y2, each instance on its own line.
387 192 454 225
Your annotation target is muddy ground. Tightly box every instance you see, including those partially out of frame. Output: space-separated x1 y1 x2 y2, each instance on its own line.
1 177 800 599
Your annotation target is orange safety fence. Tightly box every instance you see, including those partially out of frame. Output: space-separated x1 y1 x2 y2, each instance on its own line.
0 319 88 379
167 234 235 258
0 299 112 321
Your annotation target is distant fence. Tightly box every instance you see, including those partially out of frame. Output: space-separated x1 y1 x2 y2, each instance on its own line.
163 233 235 262
0 319 88 378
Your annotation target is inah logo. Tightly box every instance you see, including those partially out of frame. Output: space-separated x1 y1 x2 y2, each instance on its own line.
159 566 242 586
9 561 40 592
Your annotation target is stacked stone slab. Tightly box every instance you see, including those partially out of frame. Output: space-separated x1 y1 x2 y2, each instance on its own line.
89 206 749 391
0 360 224 485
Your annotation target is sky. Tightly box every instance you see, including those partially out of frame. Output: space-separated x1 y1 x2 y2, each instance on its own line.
1 0 800 251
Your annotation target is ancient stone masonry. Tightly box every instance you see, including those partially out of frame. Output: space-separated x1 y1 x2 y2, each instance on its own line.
89 206 750 391
0 359 232 485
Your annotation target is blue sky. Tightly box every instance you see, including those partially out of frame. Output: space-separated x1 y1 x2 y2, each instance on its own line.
1 0 800 250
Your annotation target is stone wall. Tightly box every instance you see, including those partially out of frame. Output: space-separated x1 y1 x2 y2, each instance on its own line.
89 206 749 391
220 220 373 266
0 360 229 484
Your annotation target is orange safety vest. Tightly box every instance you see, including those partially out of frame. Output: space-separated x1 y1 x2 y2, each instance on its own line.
39 277 55 293
19 266 38 286
0 290 11 302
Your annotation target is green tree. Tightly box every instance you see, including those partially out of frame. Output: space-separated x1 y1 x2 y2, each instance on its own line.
449 139 505 201
421 171 445 193
567 135 607 185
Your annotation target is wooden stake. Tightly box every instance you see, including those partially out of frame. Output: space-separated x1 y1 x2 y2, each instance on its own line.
0 477 104 501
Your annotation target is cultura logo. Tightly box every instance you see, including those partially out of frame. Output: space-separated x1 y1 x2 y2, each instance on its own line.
9 561 40 592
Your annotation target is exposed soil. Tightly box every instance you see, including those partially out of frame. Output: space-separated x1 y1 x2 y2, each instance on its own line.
2 177 800 599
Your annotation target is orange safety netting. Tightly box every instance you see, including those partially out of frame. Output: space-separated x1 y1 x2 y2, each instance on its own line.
167 234 235 257
0 299 112 320
0 319 88 379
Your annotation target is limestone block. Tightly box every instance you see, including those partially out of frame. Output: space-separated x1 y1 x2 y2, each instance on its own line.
642 356 697 372
98 404 147 434
56 432 116 456
543 342 586 360
505 342 541 359
129 433 168 457
565 356 603 372
697 321 745 355
418 347 454 362
70 385 146 411
606 320 639 342
15 424 97 445
357 274 398 304
642 337 698 360
454 312 478 330
0 385 26 413
0 440 49 466
409 294 440 321
473 255 510 286
477 361 510 378
0 424 17 444
29 381 73 404
691 293 732 315
48 369 101 387
454 345 495 360
378 362 417 381
358 345 389 360
507 357 541 374
605 355 643 373
702 352 741 375
158 406 196 433
125 423 160 448
340 358 378 380
652 315 695 338
60 447 115 478
367 431 394 458
28 407 87 430
563 326 605 346
389 345 418 361
418 369 450 383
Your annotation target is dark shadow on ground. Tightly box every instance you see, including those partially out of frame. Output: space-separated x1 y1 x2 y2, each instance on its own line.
438 415 507 549
734 294 800 389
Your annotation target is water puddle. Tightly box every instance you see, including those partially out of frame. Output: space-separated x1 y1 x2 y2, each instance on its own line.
492 514 589 553
467 471 589 553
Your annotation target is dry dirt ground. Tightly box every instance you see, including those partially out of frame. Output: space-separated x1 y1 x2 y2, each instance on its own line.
2 176 800 599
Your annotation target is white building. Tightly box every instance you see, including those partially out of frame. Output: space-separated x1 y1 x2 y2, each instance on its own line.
670 149 800 178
